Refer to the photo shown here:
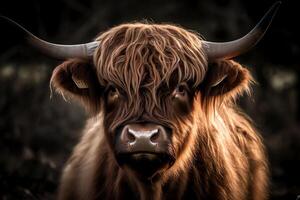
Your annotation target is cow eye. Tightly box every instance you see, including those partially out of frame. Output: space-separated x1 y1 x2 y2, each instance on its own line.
107 86 120 101
172 83 191 114
173 83 188 98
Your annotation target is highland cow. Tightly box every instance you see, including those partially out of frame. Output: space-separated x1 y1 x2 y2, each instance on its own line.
1 2 280 200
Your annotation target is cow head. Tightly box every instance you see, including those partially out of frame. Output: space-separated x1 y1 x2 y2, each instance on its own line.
1 2 280 181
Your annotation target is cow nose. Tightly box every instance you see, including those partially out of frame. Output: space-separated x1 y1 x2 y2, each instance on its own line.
127 129 159 144
115 124 175 177
119 124 168 152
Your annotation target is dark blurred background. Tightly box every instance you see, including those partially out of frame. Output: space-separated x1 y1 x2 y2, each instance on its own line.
0 0 299 199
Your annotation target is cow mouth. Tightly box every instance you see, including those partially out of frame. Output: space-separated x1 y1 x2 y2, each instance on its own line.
116 152 175 179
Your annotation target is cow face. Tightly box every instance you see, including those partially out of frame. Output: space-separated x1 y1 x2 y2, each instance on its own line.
93 24 206 180
103 73 197 179
51 24 204 180
50 23 252 181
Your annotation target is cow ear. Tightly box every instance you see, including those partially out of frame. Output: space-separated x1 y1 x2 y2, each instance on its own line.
200 60 252 98
51 58 102 109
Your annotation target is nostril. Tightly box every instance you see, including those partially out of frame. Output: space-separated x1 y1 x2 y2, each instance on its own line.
127 132 136 143
150 131 160 142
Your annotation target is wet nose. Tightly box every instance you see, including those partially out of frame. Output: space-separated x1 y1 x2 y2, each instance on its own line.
127 128 159 144
119 124 168 152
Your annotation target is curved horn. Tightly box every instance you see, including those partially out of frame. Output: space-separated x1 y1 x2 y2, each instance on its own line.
203 1 281 61
0 16 99 59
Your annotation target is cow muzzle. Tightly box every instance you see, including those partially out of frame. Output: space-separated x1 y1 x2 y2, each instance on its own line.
115 123 175 178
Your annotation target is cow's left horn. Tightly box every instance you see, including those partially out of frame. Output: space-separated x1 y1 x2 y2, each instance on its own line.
203 1 281 61
0 16 99 59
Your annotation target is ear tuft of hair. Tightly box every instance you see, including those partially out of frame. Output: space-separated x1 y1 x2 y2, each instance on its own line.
50 58 102 113
200 60 253 105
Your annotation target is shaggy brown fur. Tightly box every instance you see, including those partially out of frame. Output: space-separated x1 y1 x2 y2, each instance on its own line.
51 23 268 200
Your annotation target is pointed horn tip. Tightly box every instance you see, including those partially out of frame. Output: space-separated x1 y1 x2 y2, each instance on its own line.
272 1 282 11
0 15 30 34
274 1 282 7
0 15 18 25
203 2 281 61
0 15 8 20
0 15 99 59
0 15 14 26
255 1 281 35
267 1 281 17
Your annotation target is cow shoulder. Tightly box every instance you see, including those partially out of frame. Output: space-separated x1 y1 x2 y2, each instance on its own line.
58 116 107 200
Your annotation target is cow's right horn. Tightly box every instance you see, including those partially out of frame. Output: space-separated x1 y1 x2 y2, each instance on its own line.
0 16 99 60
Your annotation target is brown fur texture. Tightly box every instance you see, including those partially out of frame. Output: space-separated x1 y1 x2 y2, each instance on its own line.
51 22 268 200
